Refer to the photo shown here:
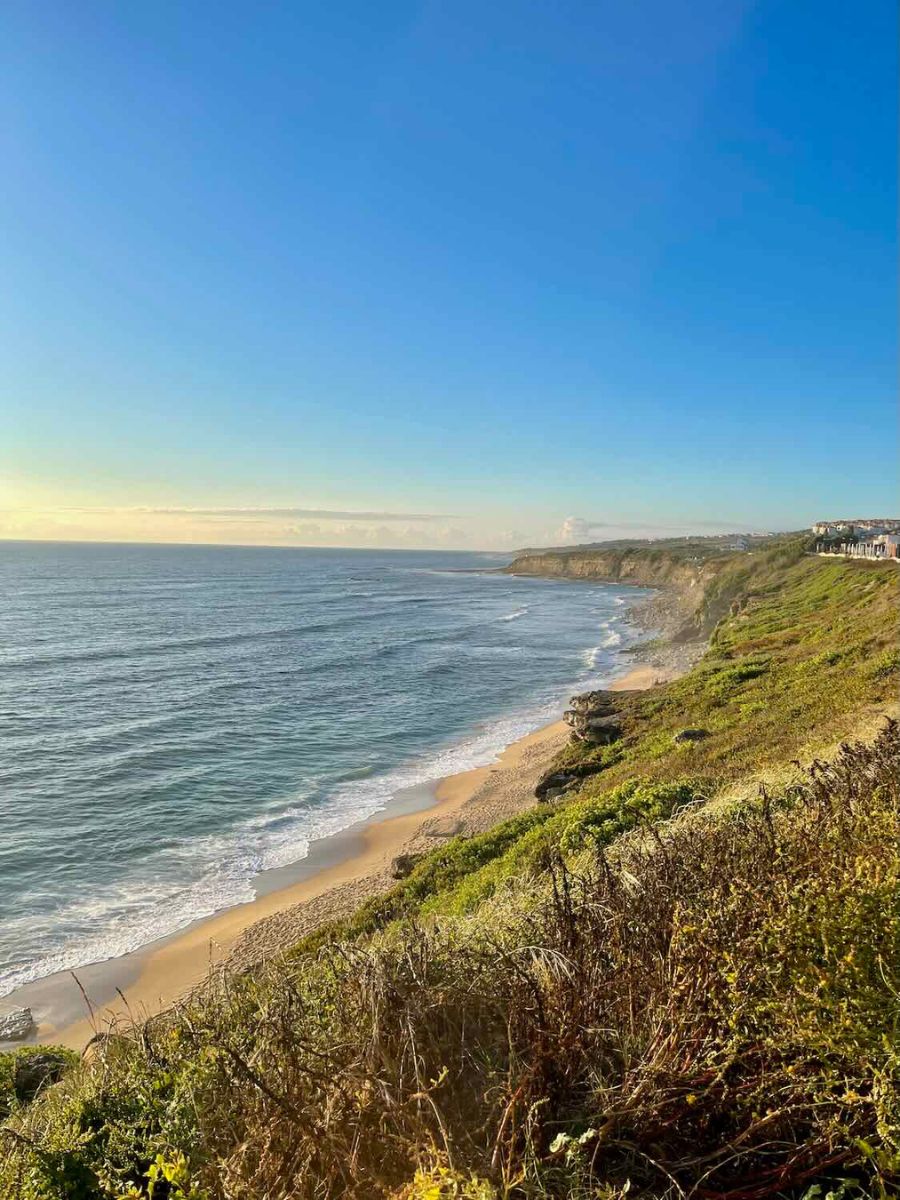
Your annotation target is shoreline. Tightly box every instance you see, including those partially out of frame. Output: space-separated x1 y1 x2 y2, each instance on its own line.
20 722 573 1050
29 661 681 1051
4 575 703 1053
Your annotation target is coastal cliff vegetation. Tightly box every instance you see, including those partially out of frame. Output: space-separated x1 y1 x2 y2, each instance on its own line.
2 541 899 1200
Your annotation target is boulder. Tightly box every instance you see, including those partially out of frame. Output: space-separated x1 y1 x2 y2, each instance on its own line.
567 690 618 716
13 1050 73 1103
563 689 629 743
391 852 424 880
673 728 709 744
0 1004 35 1042
564 710 622 744
584 714 622 741
535 770 578 802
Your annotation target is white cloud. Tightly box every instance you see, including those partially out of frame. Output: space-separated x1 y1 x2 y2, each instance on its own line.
554 515 756 545
0 498 757 552
56 506 453 523
556 516 595 544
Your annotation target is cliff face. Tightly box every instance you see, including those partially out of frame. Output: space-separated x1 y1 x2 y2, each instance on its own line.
504 549 723 617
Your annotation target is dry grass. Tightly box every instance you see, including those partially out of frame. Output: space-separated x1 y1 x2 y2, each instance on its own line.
3 723 898 1200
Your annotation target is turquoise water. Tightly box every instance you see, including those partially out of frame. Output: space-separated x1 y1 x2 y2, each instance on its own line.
0 542 648 995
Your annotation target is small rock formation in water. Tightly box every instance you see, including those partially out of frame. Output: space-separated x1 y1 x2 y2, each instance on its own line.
0 1003 35 1042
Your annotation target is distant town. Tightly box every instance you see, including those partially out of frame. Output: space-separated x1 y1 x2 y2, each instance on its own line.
812 518 900 560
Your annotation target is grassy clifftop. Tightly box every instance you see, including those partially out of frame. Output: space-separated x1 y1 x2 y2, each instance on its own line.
2 545 898 1200
503 535 808 636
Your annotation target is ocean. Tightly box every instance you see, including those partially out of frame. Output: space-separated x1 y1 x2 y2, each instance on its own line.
0 541 649 997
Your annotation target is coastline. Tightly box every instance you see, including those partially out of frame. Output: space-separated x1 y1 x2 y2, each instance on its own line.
2 559 703 1055
28 659 682 1052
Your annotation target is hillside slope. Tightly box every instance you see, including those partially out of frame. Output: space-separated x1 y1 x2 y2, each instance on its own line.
2 544 898 1200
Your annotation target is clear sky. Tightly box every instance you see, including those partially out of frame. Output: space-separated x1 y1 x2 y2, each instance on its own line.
1 1 896 549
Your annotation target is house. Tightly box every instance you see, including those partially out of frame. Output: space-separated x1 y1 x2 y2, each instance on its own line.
873 534 900 559
812 518 900 538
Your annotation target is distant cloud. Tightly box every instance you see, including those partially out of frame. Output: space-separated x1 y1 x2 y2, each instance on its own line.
58 505 453 522
555 515 755 545
556 517 596 544
0 499 767 552
0 502 489 550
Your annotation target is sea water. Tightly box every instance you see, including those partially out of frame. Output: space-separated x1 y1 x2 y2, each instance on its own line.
0 542 649 995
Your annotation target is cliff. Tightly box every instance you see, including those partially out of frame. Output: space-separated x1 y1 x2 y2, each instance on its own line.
504 546 727 626
505 546 722 589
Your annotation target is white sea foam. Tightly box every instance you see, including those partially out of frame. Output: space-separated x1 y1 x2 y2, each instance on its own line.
580 622 625 668
1 663 632 998
0 702 569 997
0 546 649 1001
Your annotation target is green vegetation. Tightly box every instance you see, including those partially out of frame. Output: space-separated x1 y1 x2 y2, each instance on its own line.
516 530 804 560
0 1047 78 1120
2 545 898 1199
556 545 898 793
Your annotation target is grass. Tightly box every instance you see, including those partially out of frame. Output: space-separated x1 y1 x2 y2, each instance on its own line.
302 544 899 949
554 545 898 794
2 544 898 1199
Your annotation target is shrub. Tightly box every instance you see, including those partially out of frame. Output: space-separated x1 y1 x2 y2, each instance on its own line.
3 726 897 1199
0 1046 78 1118
869 647 900 679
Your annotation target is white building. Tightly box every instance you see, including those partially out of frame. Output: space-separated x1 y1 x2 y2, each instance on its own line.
812 518 900 538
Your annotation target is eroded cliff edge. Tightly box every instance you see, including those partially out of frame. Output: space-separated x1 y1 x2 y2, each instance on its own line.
503 546 731 640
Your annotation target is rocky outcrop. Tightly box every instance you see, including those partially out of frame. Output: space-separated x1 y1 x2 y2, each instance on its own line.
0 1003 35 1042
564 709 622 744
536 689 635 800
505 547 715 591
534 764 602 802
673 727 709 744
563 688 636 745
12 1050 73 1103
391 852 425 879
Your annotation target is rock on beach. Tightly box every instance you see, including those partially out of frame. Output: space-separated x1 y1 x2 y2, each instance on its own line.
0 1003 35 1042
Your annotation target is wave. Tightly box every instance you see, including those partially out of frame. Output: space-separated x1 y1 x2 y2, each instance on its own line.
0 548 649 1001
0 608 417 672
580 620 625 669
0 601 527 681
0 695 568 997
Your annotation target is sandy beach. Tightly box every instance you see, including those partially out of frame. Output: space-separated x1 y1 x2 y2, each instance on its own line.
17 658 687 1052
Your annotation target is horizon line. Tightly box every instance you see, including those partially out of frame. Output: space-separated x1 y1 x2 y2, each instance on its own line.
0 535 512 554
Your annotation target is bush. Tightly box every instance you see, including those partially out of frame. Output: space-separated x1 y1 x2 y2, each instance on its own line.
0 1046 78 1118
3 726 897 1199
869 647 900 679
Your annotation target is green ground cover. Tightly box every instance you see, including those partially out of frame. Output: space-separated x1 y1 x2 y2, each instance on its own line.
2 545 897 1200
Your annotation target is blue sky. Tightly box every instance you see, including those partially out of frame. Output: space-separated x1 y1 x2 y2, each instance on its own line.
1 0 896 548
